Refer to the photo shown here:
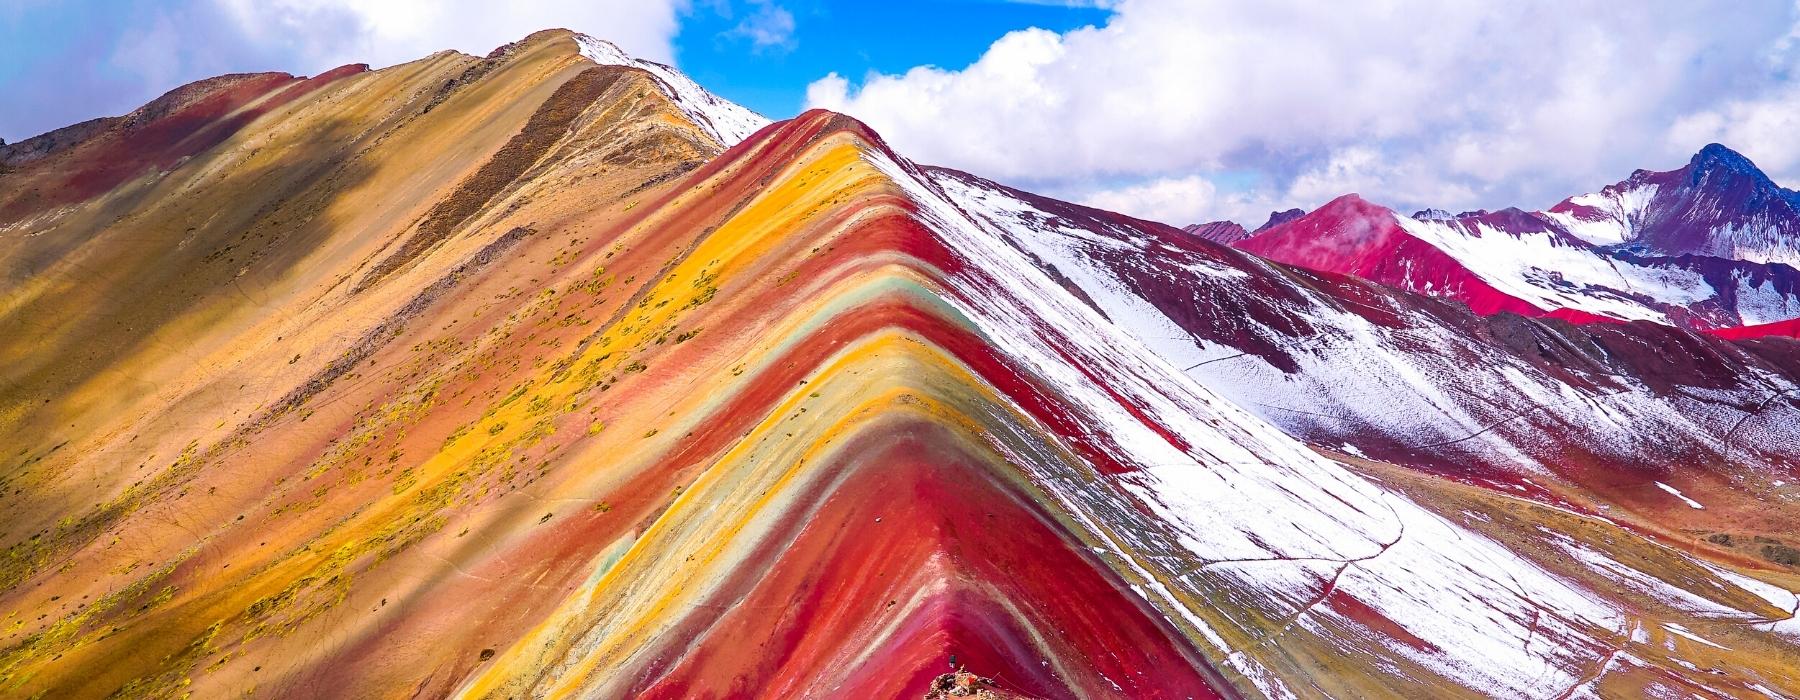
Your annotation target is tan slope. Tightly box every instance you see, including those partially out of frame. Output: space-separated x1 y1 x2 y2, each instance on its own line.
0 29 728 696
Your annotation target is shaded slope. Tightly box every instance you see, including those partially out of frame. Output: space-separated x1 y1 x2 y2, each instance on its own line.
0 66 368 220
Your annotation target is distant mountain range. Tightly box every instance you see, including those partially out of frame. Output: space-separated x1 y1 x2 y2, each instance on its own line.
2 28 1797 699
1195 144 1800 337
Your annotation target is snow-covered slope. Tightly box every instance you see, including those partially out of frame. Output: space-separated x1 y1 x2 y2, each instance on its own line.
575 34 770 147
1233 194 1800 330
913 164 1617 698
932 169 1800 482
917 165 1800 698
1216 145 1800 334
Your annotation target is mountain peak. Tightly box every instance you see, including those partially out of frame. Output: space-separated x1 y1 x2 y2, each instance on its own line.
1689 142 1761 178
1256 207 1306 232
570 32 632 63
1683 142 1784 193
1315 192 1387 215
1541 141 1800 263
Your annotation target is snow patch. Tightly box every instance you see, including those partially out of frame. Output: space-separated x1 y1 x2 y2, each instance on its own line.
1545 183 1659 246
1663 623 1730 650
1653 481 1705 509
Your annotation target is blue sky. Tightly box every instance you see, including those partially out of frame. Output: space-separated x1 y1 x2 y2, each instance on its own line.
6 1 1800 227
672 0 1109 120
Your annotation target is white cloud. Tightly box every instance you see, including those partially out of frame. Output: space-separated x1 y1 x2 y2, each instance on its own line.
725 0 795 52
1076 175 1221 225
1669 85 1800 182
1073 175 1290 226
1286 146 1477 211
213 0 688 71
808 0 1800 225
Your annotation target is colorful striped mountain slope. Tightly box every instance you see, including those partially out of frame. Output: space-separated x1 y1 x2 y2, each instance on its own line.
0 29 1797 699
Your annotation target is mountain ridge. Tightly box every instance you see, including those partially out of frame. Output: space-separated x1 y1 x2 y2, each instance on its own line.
1224 149 1800 335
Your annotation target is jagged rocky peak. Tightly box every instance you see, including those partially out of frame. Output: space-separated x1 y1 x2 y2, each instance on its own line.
1182 208 1308 244
1183 219 1250 244
1256 207 1306 231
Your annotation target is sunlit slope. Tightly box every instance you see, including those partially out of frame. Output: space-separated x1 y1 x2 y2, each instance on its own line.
0 28 743 697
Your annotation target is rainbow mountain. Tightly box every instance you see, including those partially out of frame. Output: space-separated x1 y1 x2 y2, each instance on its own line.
1 29 1797 699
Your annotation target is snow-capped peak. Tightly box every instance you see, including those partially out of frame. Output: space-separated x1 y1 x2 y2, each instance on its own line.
1542 143 1800 265
574 34 770 148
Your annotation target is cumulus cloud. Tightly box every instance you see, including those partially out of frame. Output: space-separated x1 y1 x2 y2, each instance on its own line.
1076 175 1222 225
808 0 1800 225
